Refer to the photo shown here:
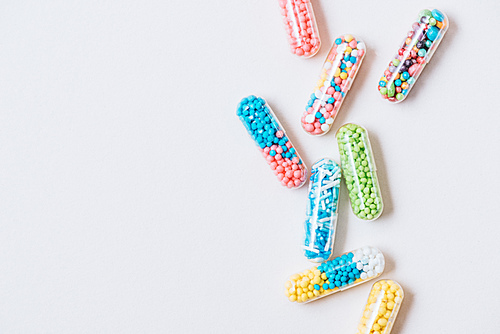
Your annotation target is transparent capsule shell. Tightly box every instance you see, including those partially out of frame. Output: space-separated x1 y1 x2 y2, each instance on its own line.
278 0 321 58
302 158 341 262
237 95 307 189
302 34 366 135
356 280 404 334
378 9 449 102
285 246 385 303
336 123 383 221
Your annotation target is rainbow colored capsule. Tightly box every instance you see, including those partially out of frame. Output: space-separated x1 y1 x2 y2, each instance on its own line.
285 246 385 303
278 0 321 58
336 124 383 220
302 158 341 262
302 34 366 135
356 280 404 334
237 95 307 189
378 9 449 102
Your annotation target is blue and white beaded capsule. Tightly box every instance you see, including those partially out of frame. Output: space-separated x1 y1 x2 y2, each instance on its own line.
303 158 341 262
237 95 307 189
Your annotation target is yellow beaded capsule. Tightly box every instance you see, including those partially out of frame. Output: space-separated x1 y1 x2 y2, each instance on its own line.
356 280 404 334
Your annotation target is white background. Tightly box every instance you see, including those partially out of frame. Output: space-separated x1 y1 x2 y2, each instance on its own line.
1 0 499 333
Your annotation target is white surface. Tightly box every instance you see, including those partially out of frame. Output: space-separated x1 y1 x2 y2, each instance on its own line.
0 0 499 333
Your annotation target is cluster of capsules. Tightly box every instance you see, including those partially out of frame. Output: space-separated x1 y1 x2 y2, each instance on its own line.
378 9 449 102
237 96 307 189
278 0 321 58
301 35 366 136
236 6 449 332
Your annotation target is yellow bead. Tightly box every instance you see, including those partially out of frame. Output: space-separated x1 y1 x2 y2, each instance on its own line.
308 273 314 280
340 72 348 80
321 273 327 280
300 280 309 288
378 318 388 326
285 289 291 297
297 288 303 295
285 281 292 289
288 294 297 302
313 269 321 276
344 34 353 42
395 296 402 303
373 323 381 331
288 287 295 294
387 293 395 301
313 290 320 296
307 291 314 298
313 277 321 284
382 284 389 291
346 46 352 53
301 293 308 301
334 68 340 77
308 284 314 291
385 311 392 319
291 274 300 280
303 270 311 276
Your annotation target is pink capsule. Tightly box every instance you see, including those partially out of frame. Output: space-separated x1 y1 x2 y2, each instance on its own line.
278 0 321 58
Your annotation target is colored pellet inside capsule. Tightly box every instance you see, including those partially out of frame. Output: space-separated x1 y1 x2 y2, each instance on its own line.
336 123 383 220
302 34 366 135
303 158 341 262
378 9 449 103
278 0 321 58
285 246 384 303
356 280 404 334
237 95 307 189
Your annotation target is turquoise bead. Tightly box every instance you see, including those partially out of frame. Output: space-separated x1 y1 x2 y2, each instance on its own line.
427 26 440 41
431 9 445 22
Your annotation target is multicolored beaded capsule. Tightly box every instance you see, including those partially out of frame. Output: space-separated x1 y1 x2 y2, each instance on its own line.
285 246 385 303
378 9 449 102
303 158 341 262
237 96 307 189
336 124 383 221
278 0 321 58
302 34 366 135
356 280 404 334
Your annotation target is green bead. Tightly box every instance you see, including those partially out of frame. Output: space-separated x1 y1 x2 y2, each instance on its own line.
419 9 432 18
387 82 395 97
418 49 427 57
425 40 433 48
392 59 400 66
396 93 404 101
429 18 436 26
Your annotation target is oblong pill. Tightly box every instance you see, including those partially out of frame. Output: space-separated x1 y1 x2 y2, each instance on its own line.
302 158 341 262
336 123 383 221
237 95 307 189
302 34 366 135
356 280 404 334
378 8 449 102
285 246 385 303
278 0 321 58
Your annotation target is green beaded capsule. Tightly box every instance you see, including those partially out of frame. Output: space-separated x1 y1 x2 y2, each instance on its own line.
336 123 383 221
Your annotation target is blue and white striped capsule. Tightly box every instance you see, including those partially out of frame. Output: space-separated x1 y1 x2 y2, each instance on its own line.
302 158 341 262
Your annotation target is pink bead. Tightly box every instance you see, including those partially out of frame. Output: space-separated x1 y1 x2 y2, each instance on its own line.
285 171 293 178
263 147 270 153
349 40 357 48
325 103 333 112
287 181 294 188
292 157 300 163
313 128 323 135
283 177 290 183
326 87 335 95
292 164 298 170
276 147 283 154
295 48 304 56
266 155 274 162
270 162 277 169
358 49 365 57
275 154 282 160
293 170 302 178
314 121 321 128
333 92 342 100
276 130 284 138
334 77 342 85
277 173 284 181
276 166 284 173
303 123 314 132
323 112 331 119
334 101 341 109
286 142 292 148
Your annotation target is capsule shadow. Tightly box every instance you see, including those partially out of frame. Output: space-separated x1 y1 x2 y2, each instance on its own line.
367 130 393 218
